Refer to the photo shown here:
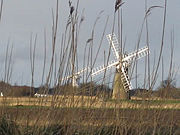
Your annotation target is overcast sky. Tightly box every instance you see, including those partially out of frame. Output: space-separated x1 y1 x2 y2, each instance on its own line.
0 0 179 88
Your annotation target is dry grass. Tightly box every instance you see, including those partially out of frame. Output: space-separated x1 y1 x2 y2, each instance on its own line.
0 96 179 109
0 102 179 134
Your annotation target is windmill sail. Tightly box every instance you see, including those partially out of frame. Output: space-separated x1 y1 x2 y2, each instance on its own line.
123 46 149 64
91 60 119 76
61 67 89 86
106 33 120 60
120 64 133 91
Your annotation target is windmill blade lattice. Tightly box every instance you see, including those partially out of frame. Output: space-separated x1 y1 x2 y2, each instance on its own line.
106 33 120 60
91 60 119 77
61 67 89 81
123 46 149 64
120 63 133 91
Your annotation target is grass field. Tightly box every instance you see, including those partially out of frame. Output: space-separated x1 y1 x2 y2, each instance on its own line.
0 98 179 134
0 96 180 109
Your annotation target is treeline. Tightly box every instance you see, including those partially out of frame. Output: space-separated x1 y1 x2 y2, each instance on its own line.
0 80 180 99
0 81 111 98
0 81 36 97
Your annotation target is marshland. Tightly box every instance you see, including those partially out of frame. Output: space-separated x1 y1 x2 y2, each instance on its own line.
0 0 179 134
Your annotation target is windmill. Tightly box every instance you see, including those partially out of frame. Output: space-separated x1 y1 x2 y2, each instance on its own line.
90 33 150 99
61 67 89 87
61 33 149 99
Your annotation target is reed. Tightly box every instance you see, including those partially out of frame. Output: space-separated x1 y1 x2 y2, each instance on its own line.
0 0 179 134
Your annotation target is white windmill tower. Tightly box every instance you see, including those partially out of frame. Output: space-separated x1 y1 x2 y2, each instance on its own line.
90 33 150 99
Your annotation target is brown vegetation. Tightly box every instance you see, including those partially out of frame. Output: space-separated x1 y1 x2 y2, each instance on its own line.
0 0 179 134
